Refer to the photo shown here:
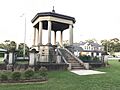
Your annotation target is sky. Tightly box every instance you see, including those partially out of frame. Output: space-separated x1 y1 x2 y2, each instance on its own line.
0 0 120 46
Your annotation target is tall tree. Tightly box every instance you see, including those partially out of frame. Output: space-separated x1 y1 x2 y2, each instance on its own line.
101 38 120 55
17 43 29 57
101 39 110 52
0 40 17 51
9 41 17 51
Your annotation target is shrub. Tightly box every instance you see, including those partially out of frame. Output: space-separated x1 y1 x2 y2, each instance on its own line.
0 74 8 81
24 69 34 79
39 67 48 77
11 72 21 81
93 56 99 61
79 55 92 60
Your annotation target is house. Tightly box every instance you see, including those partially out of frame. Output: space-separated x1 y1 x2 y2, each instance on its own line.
73 41 104 57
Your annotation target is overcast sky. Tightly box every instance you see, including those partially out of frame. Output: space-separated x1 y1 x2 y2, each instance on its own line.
0 0 120 46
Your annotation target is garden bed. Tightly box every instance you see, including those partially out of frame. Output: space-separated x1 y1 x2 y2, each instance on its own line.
0 67 48 84
0 78 47 83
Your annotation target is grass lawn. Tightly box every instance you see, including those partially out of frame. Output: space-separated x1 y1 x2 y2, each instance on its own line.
0 57 4 63
0 60 120 90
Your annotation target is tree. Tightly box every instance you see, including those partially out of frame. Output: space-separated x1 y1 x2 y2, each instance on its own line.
85 38 97 43
110 38 119 43
17 43 29 57
0 40 17 51
101 38 120 55
9 41 17 51
101 39 110 52
0 43 5 49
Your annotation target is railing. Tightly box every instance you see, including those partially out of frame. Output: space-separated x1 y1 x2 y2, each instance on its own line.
64 48 85 66
58 48 89 70
57 48 69 64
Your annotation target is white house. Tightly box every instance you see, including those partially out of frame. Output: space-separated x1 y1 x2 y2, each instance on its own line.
73 41 104 57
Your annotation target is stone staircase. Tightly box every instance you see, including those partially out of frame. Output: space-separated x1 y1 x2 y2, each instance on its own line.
58 48 85 70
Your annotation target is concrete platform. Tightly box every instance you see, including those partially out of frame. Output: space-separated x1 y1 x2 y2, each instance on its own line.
71 70 106 75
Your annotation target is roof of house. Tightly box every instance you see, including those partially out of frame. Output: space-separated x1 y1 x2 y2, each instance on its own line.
73 41 104 52
79 41 103 48
79 41 87 45
73 46 83 51
90 42 102 47
0 48 7 53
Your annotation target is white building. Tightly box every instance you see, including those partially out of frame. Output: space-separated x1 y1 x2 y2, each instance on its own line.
73 41 104 57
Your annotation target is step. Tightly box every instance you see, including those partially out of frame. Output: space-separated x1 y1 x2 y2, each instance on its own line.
68 61 78 63
67 57 75 60
72 66 84 69
68 60 78 63
71 63 81 67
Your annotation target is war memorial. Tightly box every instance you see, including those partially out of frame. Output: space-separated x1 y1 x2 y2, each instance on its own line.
1 9 90 71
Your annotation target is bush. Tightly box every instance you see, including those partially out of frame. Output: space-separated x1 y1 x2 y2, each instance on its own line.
24 69 34 79
39 67 48 77
93 56 99 61
0 74 8 81
79 55 92 60
11 72 21 81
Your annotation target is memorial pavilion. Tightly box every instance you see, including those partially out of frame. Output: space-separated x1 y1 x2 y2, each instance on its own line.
29 10 86 70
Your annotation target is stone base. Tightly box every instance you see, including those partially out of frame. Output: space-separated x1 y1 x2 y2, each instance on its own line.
84 63 89 70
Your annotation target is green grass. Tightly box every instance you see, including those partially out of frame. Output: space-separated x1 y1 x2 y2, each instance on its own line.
0 57 4 63
0 60 120 90
16 61 29 64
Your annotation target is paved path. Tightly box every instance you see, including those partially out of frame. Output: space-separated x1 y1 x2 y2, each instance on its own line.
71 70 106 75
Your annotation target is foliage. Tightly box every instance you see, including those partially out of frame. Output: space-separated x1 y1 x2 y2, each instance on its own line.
0 40 17 52
17 43 29 57
0 40 29 57
79 55 92 60
11 72 21 81
24 69 34 79
79 55 100 61
101 38 120 55
39 67 48 77
93 56 99 61
85 38 97 43
0 53 4 57
0 74 8 81
9 41 17 51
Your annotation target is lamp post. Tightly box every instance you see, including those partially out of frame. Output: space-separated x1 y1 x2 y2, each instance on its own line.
20 14 26 60
23 16 26 60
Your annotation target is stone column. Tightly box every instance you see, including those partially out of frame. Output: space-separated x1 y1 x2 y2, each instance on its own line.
48 20 51 44
39 21 42 45
8 52 13 64
33 27 36 46
29 50 36 66
69 24 73 45
60 31 63 47
54 31 56 45
37 28 39 45
4 53 7 60
7 52 14 71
